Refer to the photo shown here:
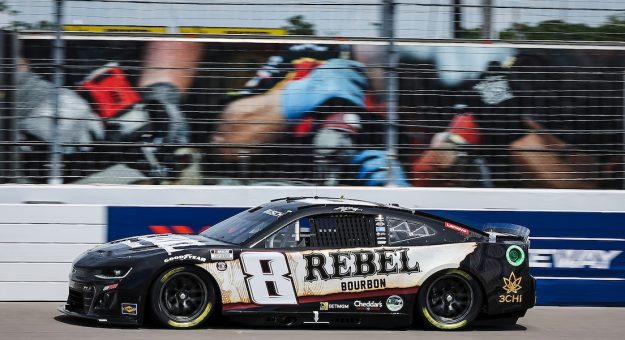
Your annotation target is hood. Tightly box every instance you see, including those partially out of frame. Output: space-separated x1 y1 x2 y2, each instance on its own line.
88 233 232 258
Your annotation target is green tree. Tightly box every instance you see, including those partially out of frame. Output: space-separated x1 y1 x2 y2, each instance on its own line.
500 15 625 41
11 20 53 30
1 1 52 30
281 15 316 35
0 0 17 15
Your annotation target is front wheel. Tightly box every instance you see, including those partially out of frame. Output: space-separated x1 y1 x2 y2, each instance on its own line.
416 269 482 330
150 265 216 328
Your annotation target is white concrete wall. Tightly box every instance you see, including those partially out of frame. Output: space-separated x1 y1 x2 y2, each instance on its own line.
0 203 105 300
1 185 624 301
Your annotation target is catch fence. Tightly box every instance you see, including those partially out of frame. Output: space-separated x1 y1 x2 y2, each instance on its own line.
1 0 625 188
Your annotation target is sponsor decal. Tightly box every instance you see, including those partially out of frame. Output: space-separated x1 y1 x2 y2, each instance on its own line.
386 295 404 312
303 311 329 324
506 245 525 266
499 272 523 303
529 249 622 269
210 249 234 261
444 222 470 236
263 209 285 217
375 216 387 245
164 253 206 263
375 215 386 227
303 249 420 282
320 301 349 311
333 206 362 213
120 234 205 255
178 27 288 35
216 262 228 271
121 303 138 315
341 278 386 292
353 300 383 311
473 75 513 105
64 25 166 33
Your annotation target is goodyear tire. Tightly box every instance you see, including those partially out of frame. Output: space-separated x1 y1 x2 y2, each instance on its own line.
416 269 482 330
150 265 216 328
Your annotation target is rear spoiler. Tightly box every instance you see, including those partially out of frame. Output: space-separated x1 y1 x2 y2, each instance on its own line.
483 223 530 244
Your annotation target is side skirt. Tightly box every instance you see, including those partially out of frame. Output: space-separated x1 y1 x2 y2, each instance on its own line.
223 310 412 329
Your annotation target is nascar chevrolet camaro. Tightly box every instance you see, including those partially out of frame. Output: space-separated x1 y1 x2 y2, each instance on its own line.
59 197 535 330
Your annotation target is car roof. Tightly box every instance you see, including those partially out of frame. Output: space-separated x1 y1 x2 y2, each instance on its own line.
266 196 413 213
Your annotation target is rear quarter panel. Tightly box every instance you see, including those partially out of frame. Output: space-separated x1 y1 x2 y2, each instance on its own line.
460 242 534 315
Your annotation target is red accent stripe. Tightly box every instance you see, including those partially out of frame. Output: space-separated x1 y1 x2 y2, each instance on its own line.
444 222 470 236
222 287 419 311
172 225 194 234
149 225 170 234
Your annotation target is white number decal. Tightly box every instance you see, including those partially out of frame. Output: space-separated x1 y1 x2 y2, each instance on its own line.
240 252 298 305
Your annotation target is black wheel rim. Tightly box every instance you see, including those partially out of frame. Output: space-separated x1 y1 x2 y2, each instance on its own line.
425 274 474 325
159 272 209 322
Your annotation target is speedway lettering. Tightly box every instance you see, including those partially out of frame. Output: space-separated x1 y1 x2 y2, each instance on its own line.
529 249 622 269
303 249 420 281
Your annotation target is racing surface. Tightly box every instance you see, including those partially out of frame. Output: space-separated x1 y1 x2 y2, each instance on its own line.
2 303 624 339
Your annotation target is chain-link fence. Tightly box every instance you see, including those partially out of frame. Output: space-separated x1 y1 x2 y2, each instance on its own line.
1 0 625 188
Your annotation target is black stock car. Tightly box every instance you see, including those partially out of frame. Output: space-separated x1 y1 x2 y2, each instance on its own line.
58 197 535 330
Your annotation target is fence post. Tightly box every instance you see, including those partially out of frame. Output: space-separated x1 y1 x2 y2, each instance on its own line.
382 0 399 187
10 31 21 183
50 0 64 184
482 0 494 39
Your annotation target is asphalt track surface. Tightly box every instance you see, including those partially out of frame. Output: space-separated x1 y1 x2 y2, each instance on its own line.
1 303 624 339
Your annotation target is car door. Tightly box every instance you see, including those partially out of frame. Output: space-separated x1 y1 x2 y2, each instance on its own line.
216 210 479 318
237 211 407 312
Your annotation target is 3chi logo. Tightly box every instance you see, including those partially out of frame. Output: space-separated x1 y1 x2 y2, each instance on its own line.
499 272 523 303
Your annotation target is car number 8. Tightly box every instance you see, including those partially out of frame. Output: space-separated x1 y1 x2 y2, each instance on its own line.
240 252 298 305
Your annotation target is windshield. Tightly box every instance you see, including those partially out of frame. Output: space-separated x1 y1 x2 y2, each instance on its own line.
200 207 285 244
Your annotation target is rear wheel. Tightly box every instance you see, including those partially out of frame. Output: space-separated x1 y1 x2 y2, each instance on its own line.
150 265 216 328
416 269 482 330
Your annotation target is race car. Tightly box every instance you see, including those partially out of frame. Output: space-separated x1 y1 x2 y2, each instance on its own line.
58 197 535 330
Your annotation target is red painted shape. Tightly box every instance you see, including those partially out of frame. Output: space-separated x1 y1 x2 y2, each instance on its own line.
293 117 314 137
292 59 323 80
448 113 481 145
79 66 141 118
172 225 194 234
149 225 170 234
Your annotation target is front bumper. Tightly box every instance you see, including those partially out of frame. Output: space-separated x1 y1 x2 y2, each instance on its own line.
60 277 142 326
57 305 139 325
